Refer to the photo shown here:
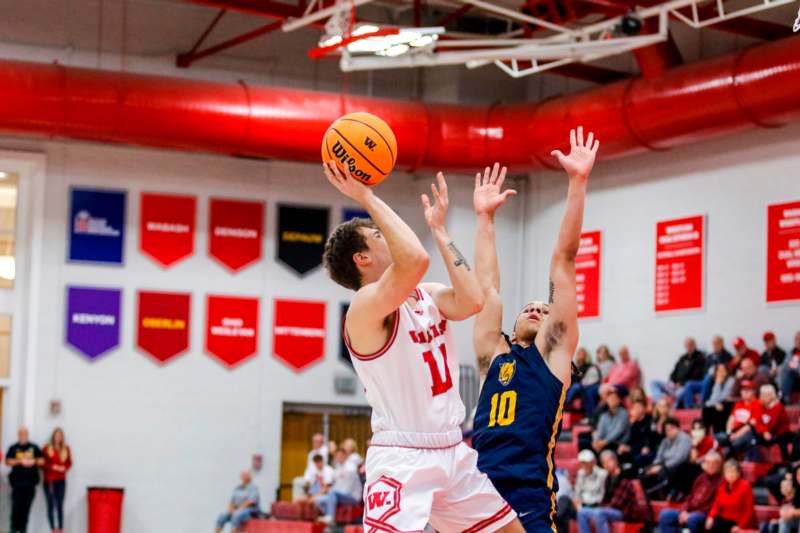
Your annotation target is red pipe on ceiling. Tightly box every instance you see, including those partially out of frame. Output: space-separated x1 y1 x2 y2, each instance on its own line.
0 36 798 172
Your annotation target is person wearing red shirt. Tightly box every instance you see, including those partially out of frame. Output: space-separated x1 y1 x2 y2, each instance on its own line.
730 337 760 373
755 384 792 461
719 381 761 459
42 428 72 533
705 459 754 533
599 345 641 399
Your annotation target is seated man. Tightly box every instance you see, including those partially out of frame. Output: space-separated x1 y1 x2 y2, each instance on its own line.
574 449 608 512
300 454 333 501
642 418 692 499
617 399 655 468
658 451 723 533
760 331 786 379
717 380 761 458
314 449 362 524
215 470 260 533
577 450 648 533
754 383 792 461
730 357 769 400
730 337 760 374
591 389 629 453
651 338 706 406
599 345 641 399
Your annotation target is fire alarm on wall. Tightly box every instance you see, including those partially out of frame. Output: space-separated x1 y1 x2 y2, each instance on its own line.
49 399 62 416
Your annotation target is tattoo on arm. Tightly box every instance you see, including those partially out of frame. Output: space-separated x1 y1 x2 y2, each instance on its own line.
549 280 555 304
447 242 471 271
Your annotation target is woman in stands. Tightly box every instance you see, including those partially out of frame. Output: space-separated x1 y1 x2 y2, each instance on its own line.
651 397 672 449
705 459 755 533
595 345 615 378
704 363 736 434
762 465 800 533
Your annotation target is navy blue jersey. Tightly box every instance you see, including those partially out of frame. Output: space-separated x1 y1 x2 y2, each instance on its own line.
472 339 566 518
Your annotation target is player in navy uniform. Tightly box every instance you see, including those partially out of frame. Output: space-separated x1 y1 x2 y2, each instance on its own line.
471 127 599 532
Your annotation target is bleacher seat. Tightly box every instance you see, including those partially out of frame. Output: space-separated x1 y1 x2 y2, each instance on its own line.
246 520 325 533
344 527 363 533
557 440 578 460
673 409 701 430
651 500 681 520
754 505 780 525
569 521 644 533
560 458 580 482
336 503 364 524
741 462 772 484
270 501 319 522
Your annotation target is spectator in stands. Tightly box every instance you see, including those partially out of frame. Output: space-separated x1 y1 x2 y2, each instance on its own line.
779 331 800 404
651 338 706 406
568 347 603 417
651 397 672 448
705 459 754 533
307 433 328 469
592 389 629 453
700 336 734 403
755 383 792 461
5 426 44 533
761 331 787 379
301 454 334 501
341 438 363 470
600 346 641 399
314 448 362 525
642 418 692 499
629 386 650 409
574 449 607 512
762 466 800 533
731 337 760 373
617 399 655 468
42 427 71 533
215 470 260 533
704 362 736 433
718 380 761 458
596 345 615 378
555 467 574 533
659 451 723 533
732 357 769 399
672 419 719 498
577 450 648 533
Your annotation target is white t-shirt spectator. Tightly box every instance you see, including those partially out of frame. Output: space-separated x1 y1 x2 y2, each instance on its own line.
332 462 362 501
345 452 363 470
304 463 334 489
306 445 329 471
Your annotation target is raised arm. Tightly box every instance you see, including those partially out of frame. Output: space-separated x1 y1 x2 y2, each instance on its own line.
535 127 599 386
419 172 484 321
471 164 517 376
323 162 429 349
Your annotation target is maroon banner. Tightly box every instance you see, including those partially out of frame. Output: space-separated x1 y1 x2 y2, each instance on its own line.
206 295 259 368
140 193 196 267
273 299 326 372
767 200 800 303
655 215 705 313
208 198 265 272
576 230 601 319
137 291 191 364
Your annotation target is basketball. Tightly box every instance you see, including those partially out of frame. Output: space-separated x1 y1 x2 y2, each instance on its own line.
321 112 397 186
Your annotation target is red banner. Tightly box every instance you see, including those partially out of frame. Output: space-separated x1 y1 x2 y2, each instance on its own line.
576 230 601 319
767 200 800 303
206 295 259 368
208 198 264 272
137 291 191 364
140 193 196 267
273 299 326 372
655 215 705 312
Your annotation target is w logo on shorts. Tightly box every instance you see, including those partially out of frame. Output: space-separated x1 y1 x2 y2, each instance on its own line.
365 475 402 526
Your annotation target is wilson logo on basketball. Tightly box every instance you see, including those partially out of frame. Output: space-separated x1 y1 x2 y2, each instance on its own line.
331 140 373 182
364 137 377 150
368 491 392 510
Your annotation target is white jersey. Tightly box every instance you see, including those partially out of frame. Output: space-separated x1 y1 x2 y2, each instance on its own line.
345 287 465 446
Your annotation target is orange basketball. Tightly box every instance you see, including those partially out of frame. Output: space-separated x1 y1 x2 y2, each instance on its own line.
321 112 397 186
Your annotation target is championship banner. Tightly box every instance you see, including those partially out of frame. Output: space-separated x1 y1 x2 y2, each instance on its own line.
277 205 329 276
655 215 705 313
208 198 264 272
140 193 196 268
65 286 122 361
576 231 601 319
69 188 126 264
273 299 327 372
137 291 191 364
339 302 353 368
767 200 800 303
206 295 259 368
343 208 369 222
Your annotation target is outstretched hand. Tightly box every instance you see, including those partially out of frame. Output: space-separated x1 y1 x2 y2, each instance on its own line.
550 126 599 181
323 161 373 205
474 162 516 216
421 172 449 230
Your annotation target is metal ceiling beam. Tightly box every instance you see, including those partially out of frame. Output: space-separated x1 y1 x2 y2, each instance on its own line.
177 19 284 67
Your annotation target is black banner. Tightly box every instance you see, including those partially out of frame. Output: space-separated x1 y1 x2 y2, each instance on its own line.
339 302 353 369
277 204 329 276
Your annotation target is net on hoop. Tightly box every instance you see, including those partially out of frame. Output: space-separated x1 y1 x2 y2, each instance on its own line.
319 0 355 48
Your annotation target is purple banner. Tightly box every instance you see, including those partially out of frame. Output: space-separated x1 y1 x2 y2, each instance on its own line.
66 286 122 361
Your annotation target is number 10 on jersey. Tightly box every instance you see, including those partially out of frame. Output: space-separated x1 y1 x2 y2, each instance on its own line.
488 390 517 427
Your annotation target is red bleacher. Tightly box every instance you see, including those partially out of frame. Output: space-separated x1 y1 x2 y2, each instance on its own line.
246 520 325 533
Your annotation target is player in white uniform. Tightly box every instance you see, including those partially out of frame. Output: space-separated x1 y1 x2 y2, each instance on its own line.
322 161 523 533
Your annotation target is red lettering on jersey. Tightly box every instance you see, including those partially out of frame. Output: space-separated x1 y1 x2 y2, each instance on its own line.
408 320 449 345
422 344 453 396
368 491 391 510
